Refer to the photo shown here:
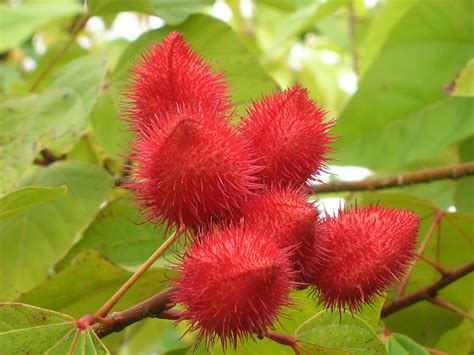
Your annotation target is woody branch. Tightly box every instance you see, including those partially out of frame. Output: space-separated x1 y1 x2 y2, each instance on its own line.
381 261 474 317
312 161 474 193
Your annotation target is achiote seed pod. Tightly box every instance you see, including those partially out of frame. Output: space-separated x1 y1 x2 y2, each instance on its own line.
239 85 333 188
126 32 232 131
306 205 419 312
172 226 295 349
127 107 260 229
238 186 320 283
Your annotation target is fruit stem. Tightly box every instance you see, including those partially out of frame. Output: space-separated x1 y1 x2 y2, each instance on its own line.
415 254 448 276
382 261 474 317
95 227 182 318
266 332 300 355
428 297 474 321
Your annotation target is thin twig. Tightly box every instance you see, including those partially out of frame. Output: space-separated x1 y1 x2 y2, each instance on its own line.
396 210 444 298
416 254 448 276
158 309 182 320
95 228 182 318
312 162 474 193
428 297 474 321
425 347 448 355
382 261 474 317
347 2 359 75
30 16 90 92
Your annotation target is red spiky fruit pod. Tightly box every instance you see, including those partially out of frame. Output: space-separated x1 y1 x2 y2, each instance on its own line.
127 32 232 130
306 205 419 312
239 85 333 188
238 186 319 283
127 107 260 229
172 226 295 349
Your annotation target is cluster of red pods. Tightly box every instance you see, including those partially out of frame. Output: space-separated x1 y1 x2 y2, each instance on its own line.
125 32 420 349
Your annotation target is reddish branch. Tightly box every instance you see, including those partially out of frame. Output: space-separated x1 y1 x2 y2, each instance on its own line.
428 297 474 321
313 162 474 193
92 288 174 338
33 149 64 166
382 261 474 317
266 332 300 355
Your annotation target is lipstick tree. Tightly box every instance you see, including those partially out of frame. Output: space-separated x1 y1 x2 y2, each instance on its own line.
0 1 473 354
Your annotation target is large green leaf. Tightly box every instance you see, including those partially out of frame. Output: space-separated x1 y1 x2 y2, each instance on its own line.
0 162 112 301
117 319 193 355
90 89 131 162
19 250 172 318
359 0 415 77
334 0 474 170
113 14 278 114
295 310 387 354
0 186 67 221
262 0 350 62
435 318 473 354
0 303 109 354
88 0 213 24
385 333 429 355
0 0 83 52
59 192 172 269
0 54 107 194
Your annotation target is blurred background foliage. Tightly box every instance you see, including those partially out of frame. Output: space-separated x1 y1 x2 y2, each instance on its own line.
0 0 472 354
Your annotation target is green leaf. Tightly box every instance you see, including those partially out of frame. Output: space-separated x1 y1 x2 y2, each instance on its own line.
0 186 67 221
447 58 474 97
263 0 350 62
113 14 278 114
385 333 429 355
455 136 474 213
0 54 107 194
0 161 112 301
295 310 387 354
88 0 153 15
359 0 415 77
18 250 172 319
47 53 107 118
0 303 109 354
88 0 213 25
149 0 214 24
0 1 83 52
117 320 193 355
67 136 101 165
90 90 131 162
454 177 474 213
59 192 171 269
334 0 474 170
435 318 473 354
